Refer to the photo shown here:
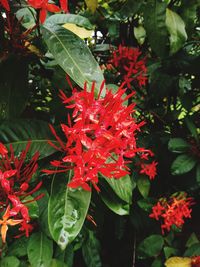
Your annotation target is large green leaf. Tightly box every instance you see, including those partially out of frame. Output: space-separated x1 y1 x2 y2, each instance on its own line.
16 7 36 29
0 119 57 158
168 138 190 153
100 189 130 216
42 24 104 90
166 8 187 54
171 154 197 175
144 0 168 57
138 235 164 259
50 259 68 267
27 232 53 267
103 175 135 204
0 57 29 120
82 230 102 267
0 256 20 267
45 14 94 29
48 173 91 250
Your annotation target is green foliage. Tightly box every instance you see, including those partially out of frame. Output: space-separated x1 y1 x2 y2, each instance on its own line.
48 173 91 250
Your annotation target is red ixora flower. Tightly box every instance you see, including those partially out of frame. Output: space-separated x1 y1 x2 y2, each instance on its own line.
140 161 158 180
0 142 43 242
149 192 194 234
27 0 61 23
0 0 10 11
192 256 200 267
109 45 148 89
44 81 157 191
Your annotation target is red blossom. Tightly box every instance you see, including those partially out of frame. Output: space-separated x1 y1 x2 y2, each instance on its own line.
0 142 42 242
0 0 10 11
109 45 148 89
192 256 200 267
149 193 194 234
44 81 157 191
140 161 158 180
28 0 60 23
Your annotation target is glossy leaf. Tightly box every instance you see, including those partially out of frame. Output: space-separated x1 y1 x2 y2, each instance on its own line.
7 237 29 258
63 23 93 39
137 176 150 198
82 230 102 267
54 244 74 266
171 154 197 175
0 119 57 158
196 165 200 183
48 173 91 250
168 138 190 153
138 235 164 259
103 175 134 204
144 0 168 57
45 14 94 29
166 8 187 54
27 232 53 267
42 24 104 90
16 7 36 29
101 191 130 216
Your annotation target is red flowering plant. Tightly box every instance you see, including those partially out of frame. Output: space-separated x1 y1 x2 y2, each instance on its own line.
43 81 157 191
107 45 148 89
149 192 194 234
0 0 199 266
0 142 42 243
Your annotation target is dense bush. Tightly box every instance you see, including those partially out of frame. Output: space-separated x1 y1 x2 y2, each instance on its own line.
0 0 200 266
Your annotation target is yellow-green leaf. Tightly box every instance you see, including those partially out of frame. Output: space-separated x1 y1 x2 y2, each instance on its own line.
85 0 98 13
63 23 93 39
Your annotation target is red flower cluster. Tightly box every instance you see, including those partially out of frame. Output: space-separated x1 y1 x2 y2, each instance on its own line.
109 45 147 89
0 142 42 243
44 81 156 191
140 161 158 180
149 193 194 234
28 0 68 23
0 0 10 11
192 256 200 267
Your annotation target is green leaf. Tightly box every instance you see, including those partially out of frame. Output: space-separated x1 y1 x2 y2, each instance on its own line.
196 165 200 183
0 257 20 267
27 232 53 267
0 57 29 120
164 246 179 258
137 176 150 198
184 242 200 257
166 8 187 54
54 244 74 267
144 0 168 57
185 117 199 142
16 7 36 29
138 235 164 259
168 138 190 153
85 0 98 13
116 0 144 20
42 24 104 91
48 173 91 250
24 196 39 219
0 119 57 158
45 14 94 29
181 0 200 35
134 25 146 45
103 175 134 204
186 233 199 248
50 259 68 267
137 198 155 212
151 258 162 267
171 154 197 175
82 230 102 267
7 236 28 258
